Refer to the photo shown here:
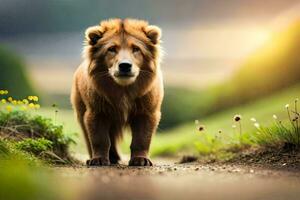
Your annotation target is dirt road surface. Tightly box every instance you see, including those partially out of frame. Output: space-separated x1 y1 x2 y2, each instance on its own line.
55 159 300 200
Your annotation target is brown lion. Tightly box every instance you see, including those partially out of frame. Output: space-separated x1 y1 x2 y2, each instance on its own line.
71 19 163 166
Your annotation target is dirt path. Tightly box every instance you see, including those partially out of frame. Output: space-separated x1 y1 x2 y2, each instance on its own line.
55 159 300 200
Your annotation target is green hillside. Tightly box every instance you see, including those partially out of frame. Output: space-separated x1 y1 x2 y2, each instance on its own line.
160 20 300 129
213 21 300 111
0 46 36 98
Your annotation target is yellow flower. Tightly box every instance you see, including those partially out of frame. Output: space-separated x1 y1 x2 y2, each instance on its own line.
28 103 35 109
32 96 39 102
1 99 6 104
17 100 23 105
0 90 8 95
34 104 40 109
8 97 13 102
6 105 12 112
22 99 29 104
28 96 33 101
12 100 17 105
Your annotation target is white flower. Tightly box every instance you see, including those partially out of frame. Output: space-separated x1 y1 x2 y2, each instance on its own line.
234 114 242 122
250 118 257 122
254 123 260 128
273 115 278 120
194 120 199 125
198 125 205 132
285 104 290 109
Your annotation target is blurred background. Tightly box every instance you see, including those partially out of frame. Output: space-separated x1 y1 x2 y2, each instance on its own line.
1 0 300 157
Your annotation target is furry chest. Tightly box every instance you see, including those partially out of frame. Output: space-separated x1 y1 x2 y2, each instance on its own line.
118 96 133 122
100 95 134 123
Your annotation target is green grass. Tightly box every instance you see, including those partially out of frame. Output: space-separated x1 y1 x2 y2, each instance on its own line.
34 108 85 155
150 83 300 156
34 84 300 158
0 109 76 164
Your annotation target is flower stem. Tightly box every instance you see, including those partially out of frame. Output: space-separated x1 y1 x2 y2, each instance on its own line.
287 107 297 132
295 100 299 147
239 121 242 145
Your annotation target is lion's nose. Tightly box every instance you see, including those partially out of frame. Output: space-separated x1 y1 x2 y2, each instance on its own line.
119 61 132 73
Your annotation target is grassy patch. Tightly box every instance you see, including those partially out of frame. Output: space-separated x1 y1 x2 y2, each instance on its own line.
150 84 300 157
193 99 300 156
0 91 76 164
34 108 85 155
15 138 53 156
0 110 76 164
0 92 75 200
0 138 40 164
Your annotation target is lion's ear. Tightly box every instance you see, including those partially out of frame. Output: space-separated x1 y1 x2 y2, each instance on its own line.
144 25 161 45
85 26 105 45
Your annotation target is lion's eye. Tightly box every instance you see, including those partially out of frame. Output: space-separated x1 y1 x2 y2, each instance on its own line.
132 46 140 53
108 46 117 53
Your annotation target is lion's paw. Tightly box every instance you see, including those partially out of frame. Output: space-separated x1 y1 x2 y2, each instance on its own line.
129 157 153 166
86 157 110 166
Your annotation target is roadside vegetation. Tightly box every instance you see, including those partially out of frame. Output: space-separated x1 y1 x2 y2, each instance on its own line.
0 90 76 165
0 92 75 200
148 84 300 159
193 98 299 158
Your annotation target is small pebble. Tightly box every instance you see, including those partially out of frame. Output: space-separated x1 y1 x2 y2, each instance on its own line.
101 176 110 184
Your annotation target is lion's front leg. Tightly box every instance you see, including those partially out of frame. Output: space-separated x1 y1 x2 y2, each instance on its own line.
84 111 111 166
129 112 160 166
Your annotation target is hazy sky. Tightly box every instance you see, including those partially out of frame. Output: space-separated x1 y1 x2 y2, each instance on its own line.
1 0 300 61
0 0 299 35
1 0 299 61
